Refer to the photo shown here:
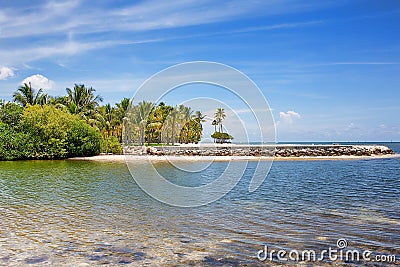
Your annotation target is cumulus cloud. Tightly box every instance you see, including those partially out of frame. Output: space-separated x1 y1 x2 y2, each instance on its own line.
0 66 14 80
21 74 55 90
279 110 301 124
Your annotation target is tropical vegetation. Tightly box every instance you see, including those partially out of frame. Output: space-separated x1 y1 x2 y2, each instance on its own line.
212 108 233 143
0 103 101 160
13 82 48 107
123 102 206 145
0 83 209 160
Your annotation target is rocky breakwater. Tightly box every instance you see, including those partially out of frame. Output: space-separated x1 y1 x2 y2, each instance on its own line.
124 144 395 158
273 145 394 157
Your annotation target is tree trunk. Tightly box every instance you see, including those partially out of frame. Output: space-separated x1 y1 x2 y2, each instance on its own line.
171 119 175 145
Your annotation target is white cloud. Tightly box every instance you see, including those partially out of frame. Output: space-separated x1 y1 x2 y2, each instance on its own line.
279 110 301 124
0 66 14 80
0 39 166 67
230 20 323 34
0 1 330 38
0 1 336 67
21 74 55 90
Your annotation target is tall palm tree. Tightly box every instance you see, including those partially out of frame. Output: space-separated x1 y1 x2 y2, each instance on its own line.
133 101 154 145
66 84 103 114
193 111 206 143
115 97 130 122
214 108 226 133
178 105 193 123
212 120 217 132
177 105 193 143
162 106 180 145
13 83 47 107
98 103 116 138
212 119 218 143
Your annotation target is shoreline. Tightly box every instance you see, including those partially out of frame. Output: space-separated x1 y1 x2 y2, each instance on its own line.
69 153 400 162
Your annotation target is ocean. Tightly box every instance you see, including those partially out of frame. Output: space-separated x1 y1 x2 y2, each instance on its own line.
0 143 399 266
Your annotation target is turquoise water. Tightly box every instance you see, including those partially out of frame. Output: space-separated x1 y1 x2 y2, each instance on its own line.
0 144 399 266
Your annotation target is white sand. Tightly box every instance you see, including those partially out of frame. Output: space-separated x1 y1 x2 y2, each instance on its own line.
68 154 399 162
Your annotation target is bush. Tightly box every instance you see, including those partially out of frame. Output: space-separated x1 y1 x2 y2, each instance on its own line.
0 104 113 160
67 120 102 157
211 131 234 143
101 136 123 154
20 105 102 159
22 105 71 158
0 122 35 160
0 102 23 128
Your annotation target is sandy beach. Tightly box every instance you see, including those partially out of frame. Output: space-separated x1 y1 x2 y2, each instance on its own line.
69 153 400 162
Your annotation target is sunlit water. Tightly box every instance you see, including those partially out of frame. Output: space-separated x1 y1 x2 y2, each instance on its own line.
0 144 399 266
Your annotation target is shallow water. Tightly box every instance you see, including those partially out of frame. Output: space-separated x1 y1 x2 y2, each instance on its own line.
0 144 399 266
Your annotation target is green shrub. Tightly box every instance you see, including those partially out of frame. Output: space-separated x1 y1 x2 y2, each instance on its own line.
67 120 102 157
20 105 102 159
0 102 24 128
101 136 123 154
22 105 71 158
0 122 35 160
211 131 234 143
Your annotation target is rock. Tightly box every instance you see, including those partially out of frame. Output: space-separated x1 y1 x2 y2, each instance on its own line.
146 147 158 155
126 145 395 158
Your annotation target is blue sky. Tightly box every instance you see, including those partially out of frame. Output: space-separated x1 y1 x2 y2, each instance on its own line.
0 0 399 141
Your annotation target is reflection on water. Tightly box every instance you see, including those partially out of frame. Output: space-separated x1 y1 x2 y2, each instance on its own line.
0 155 399 266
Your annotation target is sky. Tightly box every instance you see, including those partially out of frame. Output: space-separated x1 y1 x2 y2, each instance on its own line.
0 0 399 142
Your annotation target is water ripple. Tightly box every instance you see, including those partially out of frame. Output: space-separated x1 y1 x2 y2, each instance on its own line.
0 156 399 266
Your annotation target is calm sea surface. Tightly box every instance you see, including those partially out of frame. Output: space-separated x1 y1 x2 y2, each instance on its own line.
0 143 399 266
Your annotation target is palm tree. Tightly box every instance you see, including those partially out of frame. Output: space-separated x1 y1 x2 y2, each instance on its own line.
193 111 206 143
195 111 206 121
212 119 218 143
97 103 117 138
214 108 226 133
66 84 103 114
212 120 217 132
115 97 130 122
162 106 180 145
178 104 193 123
13 83 47 107
177 105 193 143
134 101 154 145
